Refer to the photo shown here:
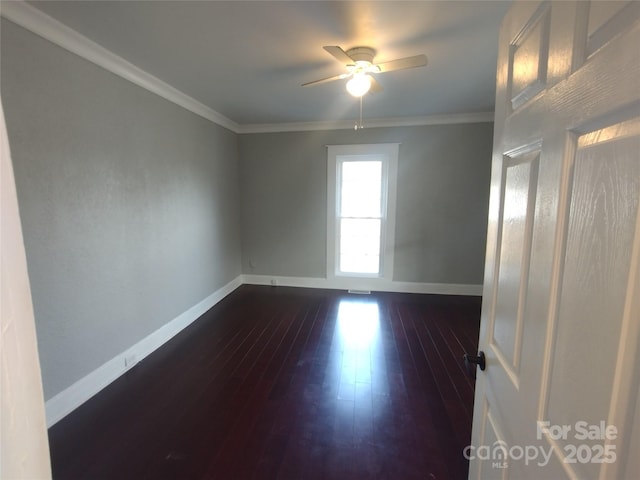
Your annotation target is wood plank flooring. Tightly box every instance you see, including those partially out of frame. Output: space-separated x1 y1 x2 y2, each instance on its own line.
48 285 481 479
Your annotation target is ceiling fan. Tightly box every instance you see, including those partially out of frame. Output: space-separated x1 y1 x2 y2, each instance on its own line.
302 46 428 97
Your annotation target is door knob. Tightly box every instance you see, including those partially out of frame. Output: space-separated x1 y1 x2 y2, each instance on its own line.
463 351 486 374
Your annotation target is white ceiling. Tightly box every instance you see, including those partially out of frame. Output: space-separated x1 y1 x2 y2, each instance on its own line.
25 0 511 128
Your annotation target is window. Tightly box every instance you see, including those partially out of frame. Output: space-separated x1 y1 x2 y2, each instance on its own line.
339 159 382 274
327 144 399 282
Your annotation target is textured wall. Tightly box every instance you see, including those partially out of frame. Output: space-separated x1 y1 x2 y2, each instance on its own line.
1 20 242 400
239 131 329 278
239 124 493 284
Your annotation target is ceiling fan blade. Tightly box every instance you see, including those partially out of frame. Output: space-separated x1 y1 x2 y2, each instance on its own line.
302 72 351 87
375 54 428 73
369 76 383 94
323 45 355 66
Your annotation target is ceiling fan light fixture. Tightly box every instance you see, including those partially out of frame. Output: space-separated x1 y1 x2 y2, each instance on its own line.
346 73 372 97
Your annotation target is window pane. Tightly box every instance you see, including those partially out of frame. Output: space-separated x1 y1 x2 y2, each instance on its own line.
340 161 382 217
339 218 381 274
340 254 380 274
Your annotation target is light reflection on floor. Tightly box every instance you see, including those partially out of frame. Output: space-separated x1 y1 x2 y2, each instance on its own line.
330 298 388 439
337 300 380 351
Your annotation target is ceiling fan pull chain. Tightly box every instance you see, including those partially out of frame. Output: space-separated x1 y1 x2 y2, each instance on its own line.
355 96 364 131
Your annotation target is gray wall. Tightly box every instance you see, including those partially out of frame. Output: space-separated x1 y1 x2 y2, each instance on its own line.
239 124 493 284
1 20 242 400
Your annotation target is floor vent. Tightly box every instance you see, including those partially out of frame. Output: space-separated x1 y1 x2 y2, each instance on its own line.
348 289 371 295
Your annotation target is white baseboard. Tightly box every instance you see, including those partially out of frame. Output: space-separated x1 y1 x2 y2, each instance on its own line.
45 273 481 427
241 274 483 296
44 275 243 427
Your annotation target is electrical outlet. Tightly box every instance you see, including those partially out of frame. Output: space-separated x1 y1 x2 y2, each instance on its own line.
125 354 137 368
270 279 278 286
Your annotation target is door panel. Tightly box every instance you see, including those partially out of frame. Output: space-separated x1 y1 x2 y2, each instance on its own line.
469 2 640 479
491 152 539 382
510 17 547 103
543 118 640 479
508 4 550 110
587 1 640 57
474 397 509 479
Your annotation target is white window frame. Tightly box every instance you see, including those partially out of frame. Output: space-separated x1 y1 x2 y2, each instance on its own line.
327 143 399 283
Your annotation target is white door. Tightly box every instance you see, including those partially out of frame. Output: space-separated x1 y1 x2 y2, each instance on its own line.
469 1 640 479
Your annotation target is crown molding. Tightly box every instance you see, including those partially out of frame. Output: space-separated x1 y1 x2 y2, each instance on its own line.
238 111 494 134
1 1 494 136
0 0 240 133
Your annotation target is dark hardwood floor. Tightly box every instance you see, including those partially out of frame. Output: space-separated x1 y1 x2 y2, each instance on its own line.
48 285 481 480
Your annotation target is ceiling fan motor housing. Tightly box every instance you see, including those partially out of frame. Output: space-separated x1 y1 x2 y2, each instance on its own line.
346 47 376 64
